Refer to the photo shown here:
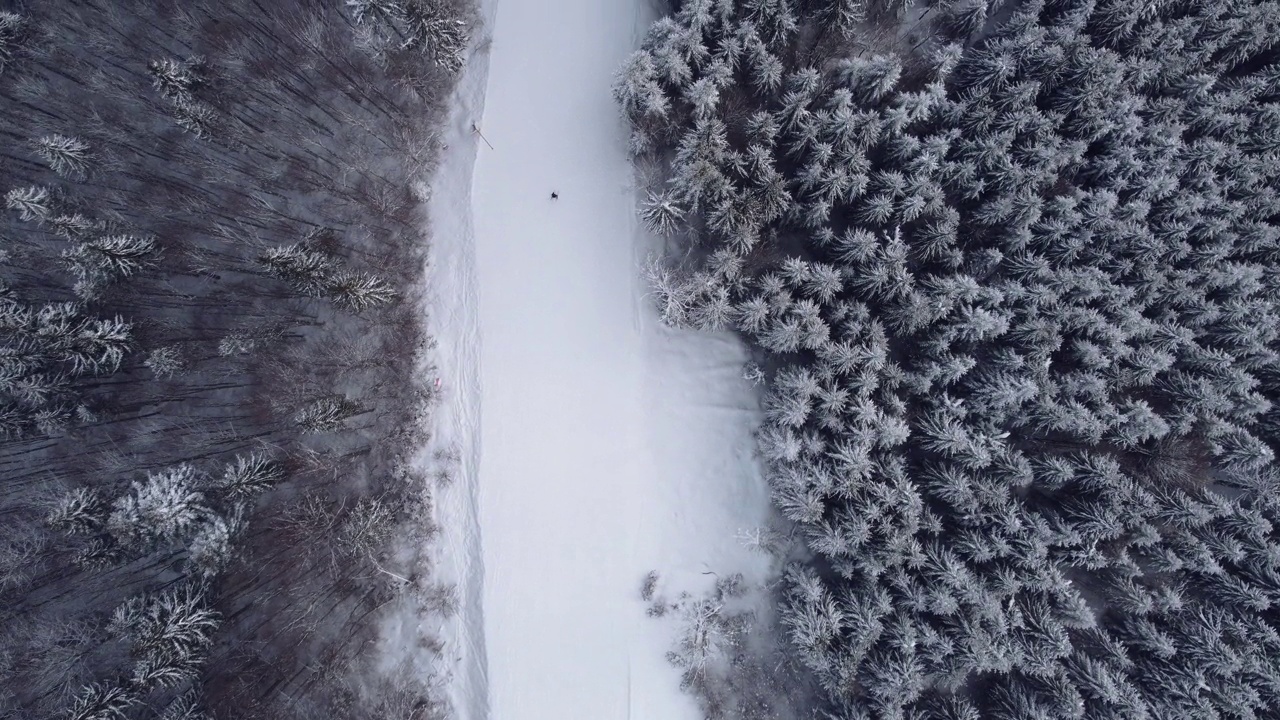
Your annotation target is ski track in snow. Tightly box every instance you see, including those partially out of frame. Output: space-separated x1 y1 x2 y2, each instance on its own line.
422 0 498 713
425 0 775 718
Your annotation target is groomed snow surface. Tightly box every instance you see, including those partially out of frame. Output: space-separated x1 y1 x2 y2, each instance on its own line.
423 0 775 718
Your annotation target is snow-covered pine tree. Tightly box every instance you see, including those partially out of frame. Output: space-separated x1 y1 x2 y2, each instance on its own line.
746 34 785 94
295 395 365 433
822 0 867 40
148 57 205 101
743 0 800 48
259 243 336 297
47 488 107 535
346 0 403 25
33 135 92 178
62 314 131 376
4 186 52 223
185 509 244 580
217 452 284 500
0 12 27 74
327 270 397 311
397 0 470 73
65 683 136 720
48 213 102 241
143 345 186 379
62 234 157 289
110 584 220 689
614 51 671 122
107 465 209 548
645 258 702 327
691 284 735 331
169 98 218 139
838 54 902 104
940 0 988 42
641 191 686 236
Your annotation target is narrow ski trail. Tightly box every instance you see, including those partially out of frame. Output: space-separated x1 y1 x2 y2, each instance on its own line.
427 0 776 717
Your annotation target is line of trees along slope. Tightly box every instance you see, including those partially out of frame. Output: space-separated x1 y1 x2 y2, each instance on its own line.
619 0 1280 717
0 1 472 718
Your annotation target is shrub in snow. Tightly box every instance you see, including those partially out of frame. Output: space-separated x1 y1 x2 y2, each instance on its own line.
144 345 186 379
337 497 394 560
640 570 659 601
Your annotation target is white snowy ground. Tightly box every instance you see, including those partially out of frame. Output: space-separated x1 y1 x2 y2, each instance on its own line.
421 0 776 718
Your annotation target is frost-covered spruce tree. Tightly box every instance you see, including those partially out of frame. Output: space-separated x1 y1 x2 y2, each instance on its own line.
640 190 685 236
259 243 336 297
60 313 131 376
346 0 403 24
33 135 92 178
169 98 218 139
0 301 131 390
62 234 157 291
147 56 206 101
107 466 209 548
65 683 136 720
645 260 700 327
349 0 469 72
185 510 244 580
400 0 470 72
216 452 284 500
295 395 365 433
143 345 186 379
48 213 102 241
327 270 397 311
46 488 108 536
4 186 52 223
157 690 209 720
820 0 866 40
614 51 671 124
109 584 220 689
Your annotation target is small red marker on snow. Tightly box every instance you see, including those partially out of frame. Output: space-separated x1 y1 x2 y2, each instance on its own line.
434 378 442 389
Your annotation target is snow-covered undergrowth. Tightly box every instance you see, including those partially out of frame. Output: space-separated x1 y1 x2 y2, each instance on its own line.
395 0 500 717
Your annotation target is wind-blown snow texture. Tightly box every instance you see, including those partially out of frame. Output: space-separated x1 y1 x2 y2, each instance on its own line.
424 0 776 718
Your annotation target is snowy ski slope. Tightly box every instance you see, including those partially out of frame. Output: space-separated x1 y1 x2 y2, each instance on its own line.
424 0 776 717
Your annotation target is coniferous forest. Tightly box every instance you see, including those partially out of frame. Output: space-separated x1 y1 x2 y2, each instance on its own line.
0 1 471 718
619 0 1280 717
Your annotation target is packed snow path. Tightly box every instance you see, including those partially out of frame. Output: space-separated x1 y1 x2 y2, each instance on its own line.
426 0 776 717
